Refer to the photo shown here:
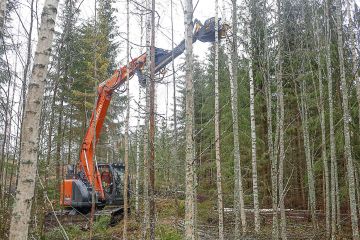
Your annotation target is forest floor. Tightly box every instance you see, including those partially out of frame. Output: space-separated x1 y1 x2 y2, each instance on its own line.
45 197 353 239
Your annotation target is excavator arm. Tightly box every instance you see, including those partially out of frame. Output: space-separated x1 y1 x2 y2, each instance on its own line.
78 17 229 201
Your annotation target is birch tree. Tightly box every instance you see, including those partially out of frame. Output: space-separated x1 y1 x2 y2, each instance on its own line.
214 2 224 239
9 0 60 238
312 0 330 234
263 0 278 237
0 0 6 39
247 2 260 233
276 0 287 238
149 0 156 238
227 0 247 236
298 78 316 227
135 87 141 217
346 0 360 128
123 0 130 237
142 0 151 236
324 0 338 237
334 0 359 238
184 0 196 238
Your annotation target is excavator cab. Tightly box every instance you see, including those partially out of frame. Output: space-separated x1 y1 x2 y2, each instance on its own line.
60 163 128 211
98 163 128 205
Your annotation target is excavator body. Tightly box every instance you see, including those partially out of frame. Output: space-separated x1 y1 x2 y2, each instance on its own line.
58 17 229 215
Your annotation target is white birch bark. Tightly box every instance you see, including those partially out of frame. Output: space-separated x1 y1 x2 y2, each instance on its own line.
346 0 360 129
135 88 141 216
346 0 360 224
227 0 247 236
276 1 287 239
0 0 6 39
142 0 151 237
214 2 224 239
312 1 330 234
263 0 278 236
299 80 317 227
335 0 359 238
123 0 130 238
324 1 338 237
134 2 144 218
184 0 195 238
9 0 59 239
170 0 179 198
247 5 260 233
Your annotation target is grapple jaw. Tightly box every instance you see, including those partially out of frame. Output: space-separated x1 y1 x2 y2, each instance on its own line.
194 17 230 43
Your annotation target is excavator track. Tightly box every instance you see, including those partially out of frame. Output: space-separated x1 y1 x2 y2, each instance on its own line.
45 207 126 230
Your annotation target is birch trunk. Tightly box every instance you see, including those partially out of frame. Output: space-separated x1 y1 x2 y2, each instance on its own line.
247 6 260 233
346 0 360 129
313 1 330 234
184 0 196 238
324 1 338 237
123 0 130 238
214 2 224 239
276 1 287 239
170 0 179 210
149 0 156 238
142 0 151 236
346 0 360 224
227 0 247 237
135 9 145 216
0 0 6 39
9 0 59 239
135 88 141 216
335 0 359 238
299 80 317 227
263 0 278 236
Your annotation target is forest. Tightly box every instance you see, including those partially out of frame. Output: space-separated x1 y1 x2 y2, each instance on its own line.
0 0 360 239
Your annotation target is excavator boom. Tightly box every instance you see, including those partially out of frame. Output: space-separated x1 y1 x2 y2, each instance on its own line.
61 17 228 206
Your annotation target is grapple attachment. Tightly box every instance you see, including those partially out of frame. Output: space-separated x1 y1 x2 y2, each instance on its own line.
194 17 230 43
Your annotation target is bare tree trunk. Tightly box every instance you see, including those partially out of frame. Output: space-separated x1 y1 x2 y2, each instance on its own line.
149 0 156 238
0 0 6 37
135 8 144 217
276 1 287 239
335 0 359 238
135 88 141 216
346 0 360 129
142 0 151 236
247 4 260 233
227 0 247 237
214 3 224 239
170 0 179 213
263 0 278 237
184 0 196 238
123 0 130 237
8 0 59 238
324 1 338 237
299 79 317 227
312 1 330 234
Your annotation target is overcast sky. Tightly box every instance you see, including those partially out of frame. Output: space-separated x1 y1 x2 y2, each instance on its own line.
10 0 360 133
76 0 222 130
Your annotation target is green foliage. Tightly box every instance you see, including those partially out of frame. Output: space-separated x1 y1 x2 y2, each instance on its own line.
197 200 216 224
156 224 183 240
44 225 82 240
93 216 111 232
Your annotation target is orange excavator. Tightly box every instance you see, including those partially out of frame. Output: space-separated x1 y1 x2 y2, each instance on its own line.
59 17 228 214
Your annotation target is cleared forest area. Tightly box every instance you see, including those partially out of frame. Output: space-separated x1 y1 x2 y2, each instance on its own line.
0 0 359 239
